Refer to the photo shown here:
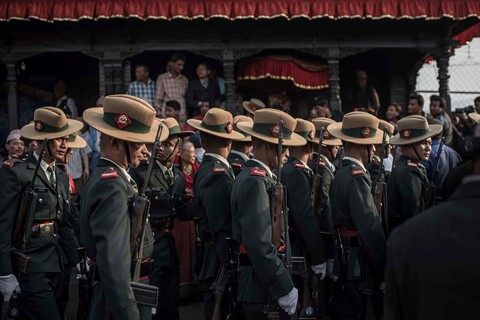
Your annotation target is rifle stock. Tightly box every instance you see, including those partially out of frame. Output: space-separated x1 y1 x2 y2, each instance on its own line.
311 127 324 216
298 272 316 319
211 265 228 320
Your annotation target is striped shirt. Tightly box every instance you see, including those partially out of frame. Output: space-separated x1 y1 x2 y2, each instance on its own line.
155 72 188 121
126 79 156 107
67 133 92 179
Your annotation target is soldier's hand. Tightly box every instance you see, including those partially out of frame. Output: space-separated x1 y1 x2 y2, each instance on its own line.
326 259 338 282
311 262 327 280
0 274 21 302
278 287 298 316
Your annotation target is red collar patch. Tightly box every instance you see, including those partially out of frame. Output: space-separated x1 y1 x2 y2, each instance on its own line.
351 169 365 176
115 112 132 129
361 127 372 138
212 166 226 173
101 170 118 179
269 124 280 137
318 161 327 167
231 163 242 168
225 122 233 134
406 161 418 167
2 160 14 167
293 163 305 169
250 168 266 177
402 129 411 139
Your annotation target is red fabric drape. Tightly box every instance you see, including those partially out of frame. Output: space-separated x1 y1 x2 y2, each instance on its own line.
2 0 480 22
454 22 480 45
237 55 329 90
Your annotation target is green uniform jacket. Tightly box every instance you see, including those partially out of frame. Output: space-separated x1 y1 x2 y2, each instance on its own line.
330 159 386 276
231 160 294 303
80 158 154 320
281 157 325 265
193 154 235 280
0 155 79 275
227 151 249 177
387 155 428 226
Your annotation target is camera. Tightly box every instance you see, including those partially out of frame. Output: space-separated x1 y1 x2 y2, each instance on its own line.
455 105 475 114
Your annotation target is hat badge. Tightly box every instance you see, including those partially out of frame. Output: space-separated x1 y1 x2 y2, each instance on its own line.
35 121 44 132
248 103 257 111
269 124 280 137
115 112 132 129
402 129 411 139
225 122 233 134
361 127 372 138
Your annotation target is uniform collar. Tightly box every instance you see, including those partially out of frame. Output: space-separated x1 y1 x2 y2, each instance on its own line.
230 150 249 162
205 153 231 169
100 157 132 181
343 156 366 171
33 151 55 174
250 158 274 178
319 154 335 172
156 160 173 175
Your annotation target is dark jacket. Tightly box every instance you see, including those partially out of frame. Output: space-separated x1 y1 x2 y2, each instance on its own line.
185 78 221 118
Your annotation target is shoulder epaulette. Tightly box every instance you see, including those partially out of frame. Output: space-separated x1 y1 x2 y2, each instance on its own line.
406 161 419 168
293 163 305 169
101 170 118 180
2 160 14 168
250 168 266 177
318 161 327 168
212 166 227 173
231 163 242 168
351 169 365 176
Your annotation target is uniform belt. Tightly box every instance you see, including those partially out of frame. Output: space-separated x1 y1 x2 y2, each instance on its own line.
90 258 152 281
31 221 57 238
150 217 174 233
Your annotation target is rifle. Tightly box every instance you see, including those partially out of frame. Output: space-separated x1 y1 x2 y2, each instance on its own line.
129 124 163 310
298 271 316 319
269 121 285 249
424 137 444 208
372 128 388 235
212 237 237 320
76 247 91 320
311 127 324 217
211 265 228 320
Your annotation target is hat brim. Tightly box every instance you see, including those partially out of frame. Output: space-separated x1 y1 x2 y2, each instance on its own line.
169 130 194 138
469 113 480 124
242 101 263 115
311 137 343 146
187 119 245 140
327 123 384 145
237 123 306 147
69 135 87 149
83 107 168 143
21 119 84 140
389 124 443 145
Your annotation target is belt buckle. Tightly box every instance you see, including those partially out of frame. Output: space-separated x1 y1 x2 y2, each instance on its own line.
39 223 54 237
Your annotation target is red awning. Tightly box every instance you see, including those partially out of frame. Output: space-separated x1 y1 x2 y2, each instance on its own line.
237 55 329 90
1 0 480 22
453 21 480 45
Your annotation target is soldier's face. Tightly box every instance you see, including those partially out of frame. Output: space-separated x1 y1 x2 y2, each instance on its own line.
6 138 25 158
128 142 148 168
47 136 69 163
157 137 180 163
415 138 432 161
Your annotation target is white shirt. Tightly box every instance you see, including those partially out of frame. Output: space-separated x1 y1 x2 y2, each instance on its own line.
33 151 56 184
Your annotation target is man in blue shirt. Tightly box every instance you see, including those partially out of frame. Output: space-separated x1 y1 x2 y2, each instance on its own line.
127 63 156 107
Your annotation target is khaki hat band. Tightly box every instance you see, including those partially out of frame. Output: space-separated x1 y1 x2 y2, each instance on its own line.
341 127 377 139
315 129 335 140
297 130 314 140
252 123 292 139
35 120 69 133
104 112 151 133
400 128 429 140
200 121 233 134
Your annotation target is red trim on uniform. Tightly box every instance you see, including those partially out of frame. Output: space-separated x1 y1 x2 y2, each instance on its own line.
318 161 327 167
212 167 226 173
293 163 305 169
407 161 418 167
2 160 14 167
100 170 118 179
339 227 360 237
239 243 247 254
231 163 242 168
351 169 365 176
250 168 266 176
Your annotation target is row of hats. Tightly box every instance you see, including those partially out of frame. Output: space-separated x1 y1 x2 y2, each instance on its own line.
19 94 480 150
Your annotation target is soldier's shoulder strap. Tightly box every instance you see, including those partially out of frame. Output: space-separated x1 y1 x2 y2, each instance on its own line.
350 164 366 177
250 167 266 177
100 167 119 180
212 162 228 174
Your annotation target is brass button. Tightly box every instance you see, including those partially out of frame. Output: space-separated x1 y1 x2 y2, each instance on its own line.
38 198 43 203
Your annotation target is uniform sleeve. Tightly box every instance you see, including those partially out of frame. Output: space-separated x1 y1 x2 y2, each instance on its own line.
348 174 386 276
173 172 194 221
0 168 22 275
201 172 233 265
236 176 293 300
398 169 425 219
284 169 325 265
88 179 139 320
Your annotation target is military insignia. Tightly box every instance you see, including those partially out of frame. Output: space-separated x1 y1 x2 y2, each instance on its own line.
361 127 372 138
248 103 257 111
269 124 280 137
293 163 305 169
402 129 411 139
308 131 315 140
115 112 131 129
100 170 118 179
406 161 418 168
225 122 233 134
323 130 331 139
212 167 226 173
318 161 327 167
250 168 266 177
231 163 242 168
2 160 14 167
35 121 44 132
351 169 365 176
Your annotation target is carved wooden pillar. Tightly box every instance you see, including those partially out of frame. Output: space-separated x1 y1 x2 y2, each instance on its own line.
437 44 453 114
222 48 236 114
5 61 18 129
328 48 341 113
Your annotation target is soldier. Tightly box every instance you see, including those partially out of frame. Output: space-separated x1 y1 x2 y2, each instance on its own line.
327 111 387 319
130 117 194 320
281 118 327 318
186 108 245 320
366 120 395 180
0 106 83 319
384 121 480 320
387 115 442 229
80 94 168 320
232 108 306 319
228 115 253 176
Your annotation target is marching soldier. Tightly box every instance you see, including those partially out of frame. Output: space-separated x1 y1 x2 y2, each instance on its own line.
228 115 253 176
387 115 442 229
186 108 245 320
366 120 395 181
0 107 83 319
80 95 168 320
232 108 305 319
327 111 387 319
130 117 194 320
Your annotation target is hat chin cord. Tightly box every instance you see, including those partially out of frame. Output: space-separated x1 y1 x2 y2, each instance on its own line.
365 145 372 164
411 144 423 163
124 141 132 168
